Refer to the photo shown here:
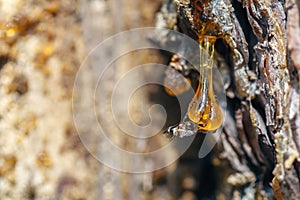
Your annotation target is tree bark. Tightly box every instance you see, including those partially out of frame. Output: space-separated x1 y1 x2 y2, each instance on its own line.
1 0 300 199
156 0 300 199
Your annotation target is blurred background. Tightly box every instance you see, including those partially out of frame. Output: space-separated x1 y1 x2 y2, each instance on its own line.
0 0 290 200
0 0 239 199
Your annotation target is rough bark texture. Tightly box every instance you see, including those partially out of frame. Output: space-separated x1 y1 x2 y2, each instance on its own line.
1 0 300 199
156 0 300 199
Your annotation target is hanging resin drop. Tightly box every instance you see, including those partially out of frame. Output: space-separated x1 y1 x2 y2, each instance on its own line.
187 36 223 132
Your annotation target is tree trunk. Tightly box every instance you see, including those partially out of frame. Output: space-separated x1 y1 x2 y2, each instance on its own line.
1 0 300 199
156 0 300 199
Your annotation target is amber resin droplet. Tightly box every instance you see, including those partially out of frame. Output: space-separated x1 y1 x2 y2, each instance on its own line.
187 36 223 132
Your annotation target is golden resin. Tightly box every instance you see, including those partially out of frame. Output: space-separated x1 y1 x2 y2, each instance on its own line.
187 36 222 132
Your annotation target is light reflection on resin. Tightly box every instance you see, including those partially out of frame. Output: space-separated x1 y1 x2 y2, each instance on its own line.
187 36 223 132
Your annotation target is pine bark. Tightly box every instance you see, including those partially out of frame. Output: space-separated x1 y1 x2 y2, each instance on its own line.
156 0 300 199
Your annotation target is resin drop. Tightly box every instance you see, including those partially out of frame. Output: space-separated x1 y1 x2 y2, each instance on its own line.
187 36 223 132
